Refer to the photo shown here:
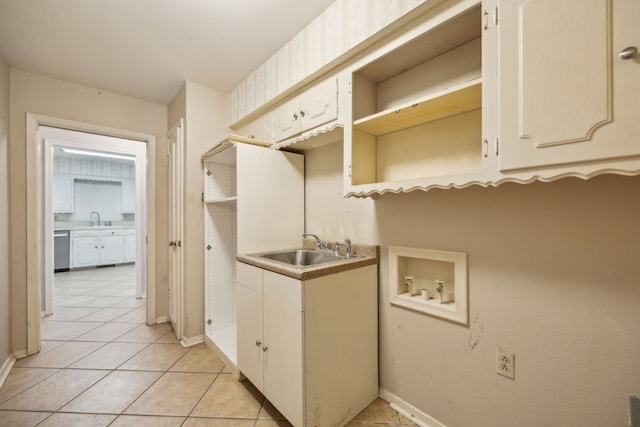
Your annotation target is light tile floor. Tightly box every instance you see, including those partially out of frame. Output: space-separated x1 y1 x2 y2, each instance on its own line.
0 265 417 426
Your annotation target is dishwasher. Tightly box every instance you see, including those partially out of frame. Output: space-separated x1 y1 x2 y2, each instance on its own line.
54 230 70 272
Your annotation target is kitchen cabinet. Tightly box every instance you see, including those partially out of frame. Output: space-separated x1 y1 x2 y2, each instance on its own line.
273 77 338 143
52 173 74 213
202 137 304 373
123 229 136 263
71 229 125 268
344 2 486 197
236 262 379 427
121 178 135 213
496 0 640 174
342 0 640 197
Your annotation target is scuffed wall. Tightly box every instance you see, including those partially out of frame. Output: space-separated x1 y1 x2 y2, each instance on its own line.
305 141 640 427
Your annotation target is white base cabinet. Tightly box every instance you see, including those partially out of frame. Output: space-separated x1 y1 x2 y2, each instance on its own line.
237 262 379 427
70 229 129 268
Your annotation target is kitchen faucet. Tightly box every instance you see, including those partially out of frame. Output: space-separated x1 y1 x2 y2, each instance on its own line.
89 211 101 226
302 233 329 250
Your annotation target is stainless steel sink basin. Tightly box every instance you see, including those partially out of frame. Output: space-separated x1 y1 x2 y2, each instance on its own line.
256 249 347 267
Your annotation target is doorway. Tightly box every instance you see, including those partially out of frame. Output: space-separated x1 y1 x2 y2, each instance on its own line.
42 126 146 320
25 114 157 355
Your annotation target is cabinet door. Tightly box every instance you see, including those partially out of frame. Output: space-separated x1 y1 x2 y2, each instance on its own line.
52 174 74 213
121 178 136 213
100 235 123 264
263 295 303 426
236 283 264 392
123 234 136 263
273 97 301 142
72 237 99 267
300 78 338 132
498 0 640 171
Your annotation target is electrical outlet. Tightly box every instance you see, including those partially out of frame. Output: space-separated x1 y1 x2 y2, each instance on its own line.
496 348 515 379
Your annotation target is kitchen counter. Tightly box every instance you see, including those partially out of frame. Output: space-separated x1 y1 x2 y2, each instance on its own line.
236 242 379 281
55 225 135 231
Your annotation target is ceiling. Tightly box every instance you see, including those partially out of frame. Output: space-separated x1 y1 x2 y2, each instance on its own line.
0 0 336 105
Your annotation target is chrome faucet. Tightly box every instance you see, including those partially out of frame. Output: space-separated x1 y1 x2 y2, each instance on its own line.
303 233 329 250
89 211 101 226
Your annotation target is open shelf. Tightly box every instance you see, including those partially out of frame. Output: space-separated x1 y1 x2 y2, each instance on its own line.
204 196 237 205
354 78 481 136
347 3 483 195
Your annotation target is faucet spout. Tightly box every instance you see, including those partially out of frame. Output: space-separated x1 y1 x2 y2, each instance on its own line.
302 233 329 250
89 211 101 226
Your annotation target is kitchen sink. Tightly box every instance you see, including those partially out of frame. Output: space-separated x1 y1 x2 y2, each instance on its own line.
256 249 348 267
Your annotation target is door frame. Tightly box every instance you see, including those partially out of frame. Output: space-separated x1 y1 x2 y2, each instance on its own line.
42 128 147 315
25 113 157 355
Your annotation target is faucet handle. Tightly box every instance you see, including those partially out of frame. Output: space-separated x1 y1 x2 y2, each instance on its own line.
334 241 344 256
344 238 352 258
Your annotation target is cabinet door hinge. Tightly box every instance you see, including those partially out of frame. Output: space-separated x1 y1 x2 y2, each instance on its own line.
201 192 204 202
348 164 352 178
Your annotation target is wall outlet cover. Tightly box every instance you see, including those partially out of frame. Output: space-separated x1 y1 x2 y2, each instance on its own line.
496 348 515 379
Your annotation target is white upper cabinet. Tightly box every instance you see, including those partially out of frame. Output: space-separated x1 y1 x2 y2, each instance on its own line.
121 178 135 214
344 1 486 197
273 77 338 143
52 174 74 213
497 0 640 173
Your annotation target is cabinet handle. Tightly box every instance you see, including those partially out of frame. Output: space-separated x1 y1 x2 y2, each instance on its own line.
619 46 638 60
262 346 268 352
483 10 489 30
169 241 176 246
255 340 262 347
293 112 298 120
300 110 306 117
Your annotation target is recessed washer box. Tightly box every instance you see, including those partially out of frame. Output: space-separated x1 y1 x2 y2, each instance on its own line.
388 246 468 325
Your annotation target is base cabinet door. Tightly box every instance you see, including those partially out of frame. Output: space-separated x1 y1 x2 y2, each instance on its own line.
263 293 304 427
72 237 99 268
237 283 264 391
100 235 124 264
123 234 136 263
498 0 640 171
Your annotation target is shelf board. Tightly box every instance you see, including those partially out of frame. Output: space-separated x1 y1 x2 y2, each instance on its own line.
204 196 237 205
354 78 482 136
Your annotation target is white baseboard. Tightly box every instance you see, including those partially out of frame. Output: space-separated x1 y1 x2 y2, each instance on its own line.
380 388 448 427
155 316 169 324
0 354 17 390
181 334 204 348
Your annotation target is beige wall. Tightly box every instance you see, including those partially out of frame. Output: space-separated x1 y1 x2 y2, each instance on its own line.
9 70 169 352
0 56 10 363
305 141 640 427
168 81 230 340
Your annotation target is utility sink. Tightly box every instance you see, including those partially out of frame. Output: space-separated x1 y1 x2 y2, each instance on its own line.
256 249 348 267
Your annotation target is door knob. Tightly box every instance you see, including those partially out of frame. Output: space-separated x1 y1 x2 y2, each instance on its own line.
619 46 638 60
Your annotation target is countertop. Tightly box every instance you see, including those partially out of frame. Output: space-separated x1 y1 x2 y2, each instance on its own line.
236 241 379 281
55 225 135 231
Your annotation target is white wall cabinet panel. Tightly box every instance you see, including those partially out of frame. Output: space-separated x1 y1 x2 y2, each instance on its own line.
52 174 74 213
121 178 135 213
498 0 640 172
273 78 338 143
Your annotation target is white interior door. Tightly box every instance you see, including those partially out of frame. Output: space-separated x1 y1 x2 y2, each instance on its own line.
168 119 184 340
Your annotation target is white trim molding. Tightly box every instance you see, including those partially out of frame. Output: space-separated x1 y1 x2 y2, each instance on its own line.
380 388 449 427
